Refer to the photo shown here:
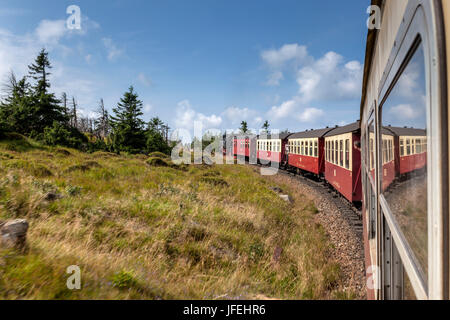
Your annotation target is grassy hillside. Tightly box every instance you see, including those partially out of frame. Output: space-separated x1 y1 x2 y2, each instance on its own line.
0 134 343 300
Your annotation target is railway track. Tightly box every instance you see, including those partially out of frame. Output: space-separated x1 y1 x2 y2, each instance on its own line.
255 164 364 240
251 163 367 298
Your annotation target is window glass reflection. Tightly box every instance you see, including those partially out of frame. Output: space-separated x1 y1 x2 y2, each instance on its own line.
382 44 428 280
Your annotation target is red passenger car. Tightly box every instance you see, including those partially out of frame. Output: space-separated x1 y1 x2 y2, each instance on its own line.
234 135 257 161
324 122 362 203
287 127 336 175
367 127 396 191
257 133 291 165
384 126 427 175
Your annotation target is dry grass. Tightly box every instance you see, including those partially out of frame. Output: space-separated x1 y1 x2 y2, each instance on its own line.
0 136 342 300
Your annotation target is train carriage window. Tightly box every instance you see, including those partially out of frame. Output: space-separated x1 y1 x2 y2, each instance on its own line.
381 43 428 281
327 141 330 162
345 139 350 169
331 141 334 163
309 141 313 157
339 140 344 167
330 141 333 164
314 141 318 158
370 138 374 170
335 141 338 165
389 140 393 162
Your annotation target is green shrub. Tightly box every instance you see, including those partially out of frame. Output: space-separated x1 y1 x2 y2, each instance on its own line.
146 157 170 167
148 151 170 159
111 270 138 289
43 121 88 149
31 164 53 178
4 160 52 177
64 161 102 173
66 185 82 197
54 148 71 156
200 176 228 187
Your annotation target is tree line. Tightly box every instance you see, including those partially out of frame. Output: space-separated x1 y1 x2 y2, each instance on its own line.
0 49 173 155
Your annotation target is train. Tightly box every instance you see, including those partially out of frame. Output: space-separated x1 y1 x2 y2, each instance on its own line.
223 0 450 300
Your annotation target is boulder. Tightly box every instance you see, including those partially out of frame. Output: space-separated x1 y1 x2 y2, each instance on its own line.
279 194 293 204
0 219 29 249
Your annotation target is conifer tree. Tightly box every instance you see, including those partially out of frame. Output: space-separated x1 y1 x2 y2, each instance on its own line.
262 120 270 134
0 72 34 134
240 121 248 134
110 86 146 153
27 49 67 133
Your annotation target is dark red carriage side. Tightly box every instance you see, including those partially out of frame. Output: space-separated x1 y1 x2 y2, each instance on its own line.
324 122 362 203
287 127 337 175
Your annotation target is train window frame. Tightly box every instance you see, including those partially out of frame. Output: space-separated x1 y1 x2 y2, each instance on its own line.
314 141 318 158
345 139 350 170
376 0 448 300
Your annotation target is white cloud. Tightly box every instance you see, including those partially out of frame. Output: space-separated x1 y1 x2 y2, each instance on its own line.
388 104 423 120
262 44 310 87
174 100 223 132
35 19 66 44
268 99 299 120
298 108 325 123
297 52 362 102
397 62 421 98
266 71 284 86
138 73 152 87
144 103 153 112
260 43 363 125
102 37 123 61
261 44 309 68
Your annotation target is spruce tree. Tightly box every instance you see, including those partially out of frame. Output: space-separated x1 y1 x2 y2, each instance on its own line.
146 117 171 154
240 121 248 134
0 72 34 135
27 49 67 133
262 120 270 134
110 86 146 153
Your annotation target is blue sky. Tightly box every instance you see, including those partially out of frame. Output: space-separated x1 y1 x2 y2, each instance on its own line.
0 0 370 138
